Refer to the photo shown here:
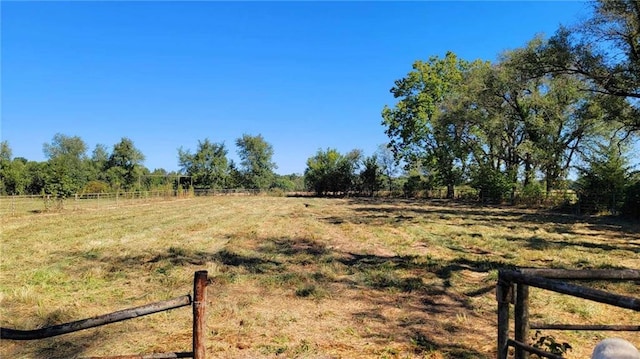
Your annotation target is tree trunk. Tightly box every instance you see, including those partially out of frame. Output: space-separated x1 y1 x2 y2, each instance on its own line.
524 153 532 187
446 183 454 199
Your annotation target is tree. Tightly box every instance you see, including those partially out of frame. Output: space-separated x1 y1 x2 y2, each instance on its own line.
469 45 601 199
271 174 305 192
304 148 361 196
235 134 277 190
525 0 640 133
360 155 383 197
0 141 13 194
88 144 109 181
24 161 47 195
178 139 230 189
375 144 401 192
473 51 538 200
382 51 472 199
575 140 631 214
106 138 145 190
43 133 89 197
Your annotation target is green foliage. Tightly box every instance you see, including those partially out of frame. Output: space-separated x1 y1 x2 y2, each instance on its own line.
621 175 640 219
43 133 89 198
375 144 401 192
531 0 640 133
178 139 230 189
518 182 545 206
469 165 512 203
107 138 145 191
235 134 277 190
82 180 110 194
24 161 47 195
402 174 431 198
88 144 110 182
1 157 29 195
0 141 12 194
382 52 472 199
304 148 361 196
360 155 383 197
575 142 630 214
530 331 572 357
271 174 304 192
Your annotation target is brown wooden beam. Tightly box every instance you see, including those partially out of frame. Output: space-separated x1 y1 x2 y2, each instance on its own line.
519 269 640 280
500 270 640 311
530 323 640 331
192 271 208 359
1 295 192 340
81 352 193 359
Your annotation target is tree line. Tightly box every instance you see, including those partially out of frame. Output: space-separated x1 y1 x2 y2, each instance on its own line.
0 133 400 198
381 0 639 217
0 134 304 196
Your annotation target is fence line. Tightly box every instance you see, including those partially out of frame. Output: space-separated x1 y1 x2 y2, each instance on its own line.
1 271 209 359
497 268 639 359
0 189 264 216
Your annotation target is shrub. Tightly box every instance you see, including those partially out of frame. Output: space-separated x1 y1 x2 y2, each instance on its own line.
470 166 512 203
621 175 640 219
518 182 545 206
82 180 110 194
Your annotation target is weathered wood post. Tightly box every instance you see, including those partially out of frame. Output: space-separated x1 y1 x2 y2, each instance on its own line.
514 283 530 359
497 271 512 359
193 271 208 359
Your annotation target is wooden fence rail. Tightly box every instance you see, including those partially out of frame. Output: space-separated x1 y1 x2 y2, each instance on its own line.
1 271 208 359
497 268 639 359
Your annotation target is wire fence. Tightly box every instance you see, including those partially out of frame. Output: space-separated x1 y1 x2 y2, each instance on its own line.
0 189 264 217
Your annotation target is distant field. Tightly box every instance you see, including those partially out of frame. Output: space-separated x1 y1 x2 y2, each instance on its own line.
1 196 638 358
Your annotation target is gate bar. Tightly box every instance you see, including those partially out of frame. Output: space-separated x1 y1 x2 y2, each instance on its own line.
1 295 192 340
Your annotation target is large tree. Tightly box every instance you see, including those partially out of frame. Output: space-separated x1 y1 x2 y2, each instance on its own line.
43 133 89 197
178 139 230 189
525 0 640 133
382 51 473 198
106 137 145 190
235 134 277 190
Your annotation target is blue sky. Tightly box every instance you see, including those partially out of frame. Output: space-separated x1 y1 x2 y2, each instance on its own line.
2 1 592 175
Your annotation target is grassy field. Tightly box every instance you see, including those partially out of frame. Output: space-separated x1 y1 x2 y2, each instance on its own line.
0 196 638 358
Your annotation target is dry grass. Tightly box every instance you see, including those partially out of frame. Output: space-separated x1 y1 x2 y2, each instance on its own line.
0 196 638 358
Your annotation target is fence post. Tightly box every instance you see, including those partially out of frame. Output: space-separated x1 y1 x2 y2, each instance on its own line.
514 283 530 359
497 274 512 359
193 271 208 359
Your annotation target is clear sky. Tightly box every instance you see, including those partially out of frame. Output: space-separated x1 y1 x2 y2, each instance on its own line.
2 1 592 175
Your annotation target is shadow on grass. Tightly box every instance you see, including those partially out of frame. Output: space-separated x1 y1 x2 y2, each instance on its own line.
345 198 640 252
32 332 102 359
502 234 640 254
2 311 107 359
49 235 502 357
29 198 636 358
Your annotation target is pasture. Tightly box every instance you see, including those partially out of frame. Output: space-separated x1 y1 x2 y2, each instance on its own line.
0 196 638 358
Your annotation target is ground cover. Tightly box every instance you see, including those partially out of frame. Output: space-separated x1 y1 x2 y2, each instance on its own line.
1 196 638 358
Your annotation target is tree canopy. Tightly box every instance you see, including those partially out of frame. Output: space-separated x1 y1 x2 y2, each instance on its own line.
235 134 277 190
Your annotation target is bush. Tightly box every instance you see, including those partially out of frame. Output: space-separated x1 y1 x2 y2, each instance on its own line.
518 182 545 206
621 176 640 219
575 143 628 214
470 166 512 203
82 180 110 194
